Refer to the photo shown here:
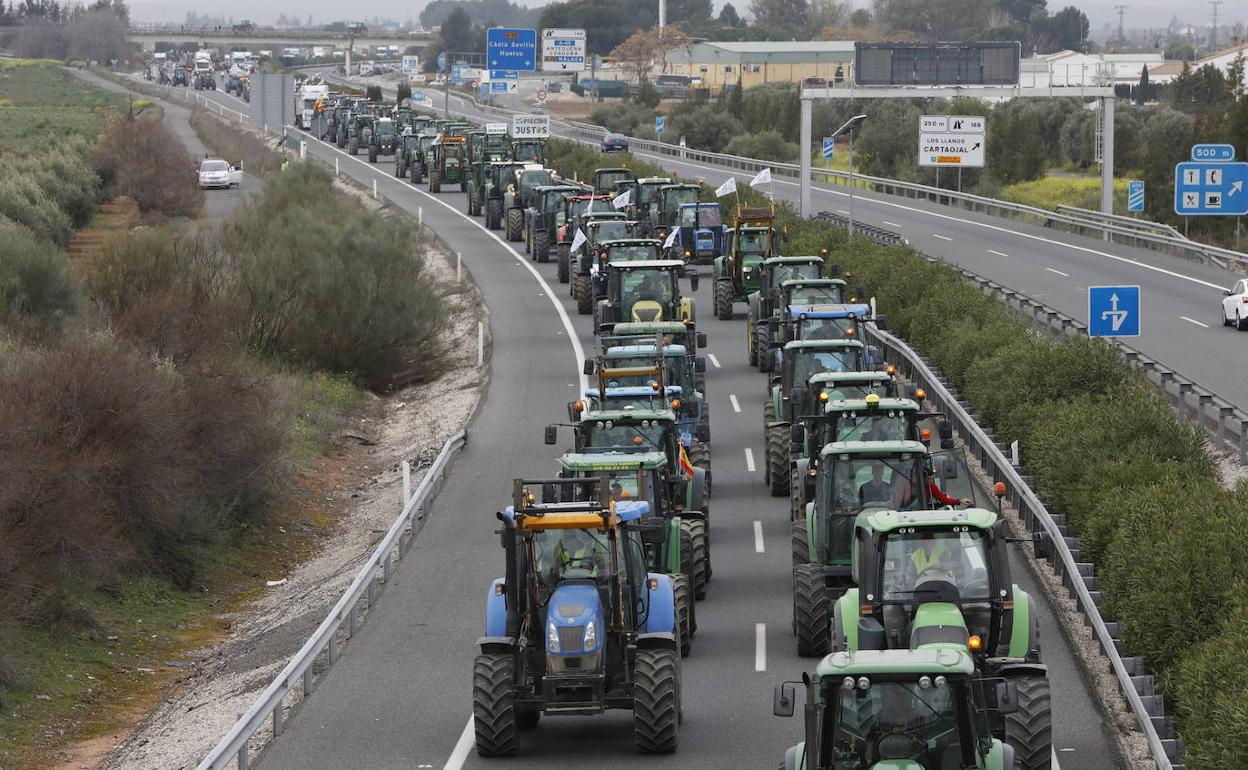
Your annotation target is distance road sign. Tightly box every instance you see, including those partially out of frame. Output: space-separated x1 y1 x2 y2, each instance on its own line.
1192 144 1235 162
1127 180 1144 213
513 114 550 138
919 115 985 167
822 137 835 159
1174 161 1248 216
541 28 586 72
487 28 537 72
489 70 518 79
1088 285 1140 338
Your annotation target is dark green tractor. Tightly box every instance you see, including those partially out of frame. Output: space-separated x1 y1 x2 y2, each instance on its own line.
428 135 467 193
615 176 673 235
466 147 511 216
651 183 701 244
511 138 546 164
562 211 631 287
753 278 853 370
481 161 526 230
504 166 556 242
745 257 827 367
526 184 582 263
592 166 634 195
594 259 697 337
713 204 785 320
394 131 434 183
347 114 376 156
367 116 397 163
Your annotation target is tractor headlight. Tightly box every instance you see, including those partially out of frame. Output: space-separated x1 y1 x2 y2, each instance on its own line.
582 620 596 650
547 621 560 652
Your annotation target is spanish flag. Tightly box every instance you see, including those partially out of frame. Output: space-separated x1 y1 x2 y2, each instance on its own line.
678 442 696 481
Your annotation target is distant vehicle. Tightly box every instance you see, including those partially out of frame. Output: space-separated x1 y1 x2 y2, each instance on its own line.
197 159 241 189
1222 279 1248 329
601 133 629 153
529 105 544 114
803 76 828 87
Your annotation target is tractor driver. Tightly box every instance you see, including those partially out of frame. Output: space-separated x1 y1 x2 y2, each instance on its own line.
546 529 609 584
895 467 971 510
636 272 670 303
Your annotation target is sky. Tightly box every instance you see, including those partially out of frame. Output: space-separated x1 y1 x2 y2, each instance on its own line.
127 0 1247 40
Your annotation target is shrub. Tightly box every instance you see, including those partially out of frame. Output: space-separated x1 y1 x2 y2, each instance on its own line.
0 171 74 246
724 130 799 163
91 113 204 219
589 103 654 136
0 219 81 333
1173 592 1248 769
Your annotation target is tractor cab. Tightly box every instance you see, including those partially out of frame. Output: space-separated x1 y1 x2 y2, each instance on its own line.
587 338 708 444
371 117 397 154
616 176 672 233
502 166 556 239
595 260 696 336
394 131 425 181
473 478 682 755
714 205 785 320
479 161 527 228
428 135 466 192
593 167 634 195
347 114 376 155
511 138 546 164
527 184 582 261
747 257 828 367
653 184 701 241
669 203 726 265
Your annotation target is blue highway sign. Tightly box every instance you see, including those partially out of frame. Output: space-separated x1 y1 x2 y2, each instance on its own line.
822 137 835 160
1192 143 1235 162
1127 180 1144 213
1174 161 1248 216
1088 285 1140 338
490 70 518 79
487 28 537 72
655 116 665 135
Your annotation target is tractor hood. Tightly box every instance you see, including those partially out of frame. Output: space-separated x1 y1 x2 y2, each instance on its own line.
865 761 926 770
907 601 970 650
546 581 604 655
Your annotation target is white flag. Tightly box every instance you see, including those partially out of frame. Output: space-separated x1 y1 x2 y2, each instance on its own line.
571 228 588 252
714 176 737 198
612 188 632 209
749 167 772 188
663 228 678 249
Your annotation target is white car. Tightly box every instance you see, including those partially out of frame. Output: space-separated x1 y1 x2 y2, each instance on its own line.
1222 279 1248 329
198 159 242 189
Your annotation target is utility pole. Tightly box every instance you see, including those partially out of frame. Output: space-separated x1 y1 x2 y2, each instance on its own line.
659 0 666 37
1115 4 1128 43
1210 0 1223 49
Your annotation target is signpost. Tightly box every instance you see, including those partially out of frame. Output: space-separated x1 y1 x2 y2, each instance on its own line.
822 137 835 160
487 28 538 72
1127 180 1145 213
541 28 586 72
512 114 550 138
1088 285 1140 338
1174 159 1248 216
918 114 985 168
655 115 665 137
402 55 420 76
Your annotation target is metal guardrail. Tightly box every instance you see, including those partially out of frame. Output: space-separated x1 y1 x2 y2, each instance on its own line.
196 431 468 770
1053 205 1187 241
811 210 907 247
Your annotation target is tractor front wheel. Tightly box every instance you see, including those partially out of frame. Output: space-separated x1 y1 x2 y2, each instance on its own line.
369 146 378 163
679 527 698 635
534 230 550 263
574 275 592 315
793 563 830 657
472 652 518 756
557 248 570 283
683 518 709 600
486 199 503 230
767 425 790 497
791 518 809 566
429 169 441 194
757 322 772 372
505 208 523 242
672 574 692 657
632 648 680 754
1004 676 1053 770
714 279 734 320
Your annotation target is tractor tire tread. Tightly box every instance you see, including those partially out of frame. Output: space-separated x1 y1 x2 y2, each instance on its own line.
472 653 518 756
793 563 830 657
632 648 680 754
1004 676 1053 770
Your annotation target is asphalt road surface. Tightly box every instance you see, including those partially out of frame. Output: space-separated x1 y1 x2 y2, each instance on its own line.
174 80 1121 768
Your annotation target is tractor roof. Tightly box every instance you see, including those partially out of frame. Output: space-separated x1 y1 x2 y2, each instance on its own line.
606 259 685 270
815 648 974 678
558 451 668 472
582 408 676 422
788 303 871 318
583 212 628 222
601 238 664 247
783 339 865 351
638 177 673 184
605 344 688 357
585 385 681 398
537 184 580 192
861 508 999 533
809 371 894 386
678 201 719 208
819 439 928 458
824 397 919 414
782 278 847 288
595 167 632 173
661 182 700 190
764 255 823 265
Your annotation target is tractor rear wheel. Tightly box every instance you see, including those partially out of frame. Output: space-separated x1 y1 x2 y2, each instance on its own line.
679 527 698 635
767 425 790 497
369 145 378 163
697 407 710 444
714 278 734 320
534 230 550 263
472 652 518 756
574 275 592 315
557 248 570 283
672 574 692 657
505 208 523 242
757 322 772 372
632 648 680 754
486 199 503 230
791 518 808 566
411 164 422 184
348 137 358 155
1004 676 1053 770
429 169 441 194
688 441 711 499
793 563 830 657
684 518 709 599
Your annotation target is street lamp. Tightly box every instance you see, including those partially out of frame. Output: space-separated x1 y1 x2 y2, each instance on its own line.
831 114 867 238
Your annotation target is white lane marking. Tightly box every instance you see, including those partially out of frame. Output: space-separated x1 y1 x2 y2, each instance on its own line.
755 623 766 672
836 209 849 215
312 136 588 393
932 233 954 242
1055 748 1064 769
729 394 742 413
1046 267 1071 277
707 353 721 368
753 521 764 553
986 249 1009 258
1181 315 1209 328
882 220 901 228
744 447 756 472
444 716 474 770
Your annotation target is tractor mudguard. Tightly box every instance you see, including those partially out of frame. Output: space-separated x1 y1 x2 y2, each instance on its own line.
836 588 861 650
663 518 682 573
634 631 679 653
484 578 508 636
713 255 726 279
746 293 760 322
643 573 676 635
476 636 516 655
688 468 707 512
1007 586 1039 660
989 740 1014 770
989 660 1048 680
679 298 694 323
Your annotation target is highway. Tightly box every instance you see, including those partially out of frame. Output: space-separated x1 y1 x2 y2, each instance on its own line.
156 78 1126 768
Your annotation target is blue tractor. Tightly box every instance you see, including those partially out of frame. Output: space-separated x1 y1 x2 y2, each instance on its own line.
473 478 682 756
667 202 727 265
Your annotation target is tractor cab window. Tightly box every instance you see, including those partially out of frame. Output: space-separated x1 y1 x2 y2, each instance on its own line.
738 229 771 257
545 192 566 214
771 265 820 289
792 349 857 385
824 455 926 516
825 383 889 402
788 284 843 305
519 171 551 197
621 269 675 310
606 244 659 262
799 316 858 341
881 529 991 605
533 528 611 585
584 420 668 453
593 393 667 412
823 679 970 769
587 199 615 215
696 205 721 227
665 189 698 210
593 222 632 242
376 121 395 137
834 412 911 443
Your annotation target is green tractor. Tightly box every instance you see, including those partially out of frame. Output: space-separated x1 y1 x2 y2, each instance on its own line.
366 116 397 163
481 161 527 230
753 278 856 369
396 131 436 183
763 339 871 495
713 204 785 320
504 166 557 242
330 103 354 147
511 137 546 164
581 239 667 315
611 320 708 394
772 647 1021 770
526 184 582 263
592 166 634 195
594 259 697 336
651 183 701 244
828 506 1052 768
745 257 827 366
466 146 511 216
346 113 376 156
614 176 673 235
428 135 467 193
588 335 710 445
472 478 682 756
562 211 631 287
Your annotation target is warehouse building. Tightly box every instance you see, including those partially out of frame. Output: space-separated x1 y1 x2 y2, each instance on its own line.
662 41 855 92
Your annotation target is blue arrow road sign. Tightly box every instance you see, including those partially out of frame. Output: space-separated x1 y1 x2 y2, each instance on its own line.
1192 143 1235 161
487 28 537 71
655 116 665 134
1088 285 1140 338
1174 161 1248 216
1127 180 1144 213
489 70 518 79
822 137 835 160
437 51 446 70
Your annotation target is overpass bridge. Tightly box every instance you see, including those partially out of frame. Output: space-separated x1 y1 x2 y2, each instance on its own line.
126 27 433 53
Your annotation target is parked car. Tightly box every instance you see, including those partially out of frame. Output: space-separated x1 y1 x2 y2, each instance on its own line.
601 133 629 153
197 159 242 189
1222 279 1248 329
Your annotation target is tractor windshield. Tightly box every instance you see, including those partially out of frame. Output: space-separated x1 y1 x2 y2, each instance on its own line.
664 188 698 211
583 420 668 453
592 393 668 412
738 229 772 258
787 284 843 305
376 121 395 137
597 171 632 191
680 205 721 228
799 316 859 341
825 383 891 402
544 192 567 214
822 679 968 769
620 269 676 316
513 143 542 163
792 348 859 385
881 529 991 603
606 244 659 262
532 527 612 585
519 170 552 197
770 265 821 289
834 412 912 442
823 455 926 516
590 222 632 242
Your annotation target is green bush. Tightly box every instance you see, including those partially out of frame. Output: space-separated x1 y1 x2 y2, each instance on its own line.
0 172 74 246
723 130 799 163
1173 592 1248 769
0 219 81 333
588 103 654 136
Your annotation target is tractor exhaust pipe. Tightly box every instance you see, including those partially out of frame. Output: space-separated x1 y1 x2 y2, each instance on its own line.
497 511 521 638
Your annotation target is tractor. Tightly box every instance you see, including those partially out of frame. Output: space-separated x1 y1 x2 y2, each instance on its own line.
575 237 663 314
556 194 615 262
428 135 467 193
466 147 511 216
481 161 527 230
592 167 634 195
771 647 1021 770
594 260 696 336
347 113 376 156
713 205 785 320
651 184 701 244
511 138 546 164
366 116 397 163
394 131 432 182
472 479 682 756
587 337 709 445
763 339 874 495
526 185 582 263
504 167 556 241
611 320 708 394
560 211 629 285
667 203 727 265
330 103 354 148
746 257 828 366
762 302 876 375
613 176 673 235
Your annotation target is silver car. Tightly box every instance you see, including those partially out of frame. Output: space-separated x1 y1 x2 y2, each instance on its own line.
197 159 241 189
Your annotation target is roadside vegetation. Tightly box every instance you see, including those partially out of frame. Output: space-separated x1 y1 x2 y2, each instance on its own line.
547 136 1245 767
0 63 447 765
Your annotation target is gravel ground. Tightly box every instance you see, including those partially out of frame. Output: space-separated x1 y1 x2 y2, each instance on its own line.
98 237 487 770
